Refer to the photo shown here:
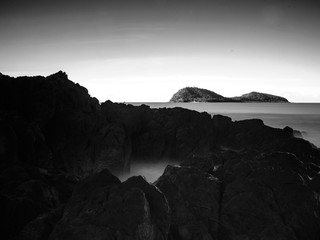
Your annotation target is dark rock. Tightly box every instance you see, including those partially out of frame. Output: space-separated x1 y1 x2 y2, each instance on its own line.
0 157 77 240
158 149 320 240
155 165 220 240
180 155 217 174
20 206 65 240
101 102 215 163
277 137 320 171
101 101 150 135
130 107 214 162
49 169 170 240
219 118 294 150
0 71 127 177
219 150 320 240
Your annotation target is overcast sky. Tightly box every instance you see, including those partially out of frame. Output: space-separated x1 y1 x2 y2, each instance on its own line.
1 0 320 102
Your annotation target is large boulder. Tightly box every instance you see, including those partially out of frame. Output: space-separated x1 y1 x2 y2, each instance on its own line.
155 165 220 240
200 150 320 240
131 107 214 161
0 165 78 240
49 169 170 240
0 71 129 176
155 149 320 240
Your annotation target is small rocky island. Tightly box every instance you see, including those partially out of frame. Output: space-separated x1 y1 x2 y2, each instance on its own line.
1 72 318 240
170 87 289 102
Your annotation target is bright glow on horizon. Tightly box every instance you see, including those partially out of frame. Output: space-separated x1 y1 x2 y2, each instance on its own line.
4 54 319 103
1 1 320 102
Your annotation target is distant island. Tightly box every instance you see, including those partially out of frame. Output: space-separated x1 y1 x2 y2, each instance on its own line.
170 87 289 103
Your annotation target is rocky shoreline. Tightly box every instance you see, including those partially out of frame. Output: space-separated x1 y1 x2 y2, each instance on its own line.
1 72 319 239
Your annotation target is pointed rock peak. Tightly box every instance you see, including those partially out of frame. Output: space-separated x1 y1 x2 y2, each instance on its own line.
47 71 68 80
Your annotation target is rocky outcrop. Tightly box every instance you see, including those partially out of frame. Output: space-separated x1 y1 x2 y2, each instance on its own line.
1 72 319 239
49 169 170 240
216 149 320 239
170 87 289 102
0 71 130 176
101 101 214 162
0 72 128 239
0 165 78 240
154 149 320 240
155 165 220 239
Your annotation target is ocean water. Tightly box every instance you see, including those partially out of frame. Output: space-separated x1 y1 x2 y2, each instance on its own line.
129 102 320 148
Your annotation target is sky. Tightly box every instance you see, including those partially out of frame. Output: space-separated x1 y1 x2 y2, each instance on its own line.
1 0 320 102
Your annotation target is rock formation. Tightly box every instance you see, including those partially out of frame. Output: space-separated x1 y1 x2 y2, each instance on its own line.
49 169 170 240
233 91 289 102
170 87 228 102
0 72 318 239
170 87 289 102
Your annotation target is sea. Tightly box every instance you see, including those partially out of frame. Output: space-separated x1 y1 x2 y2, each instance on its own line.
129 102 320 148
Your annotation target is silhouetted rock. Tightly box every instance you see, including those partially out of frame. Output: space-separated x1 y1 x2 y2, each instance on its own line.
0 71 109 238
49 169 170 240
164 149 320 239
218 118 290 150
0 165 77 239
219 150 320 239
0 71 129 176
101 102 214 162
155 165 220 239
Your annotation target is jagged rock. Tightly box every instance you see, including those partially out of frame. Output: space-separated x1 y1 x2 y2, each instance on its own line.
49 169 170 240
0 165 77 240
155 165 220 240
159 150 320 240
102 103 214 162
218 150 320 239
0 72 129 176
218 119 295 150
276 137 320 176
101 101 150 135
